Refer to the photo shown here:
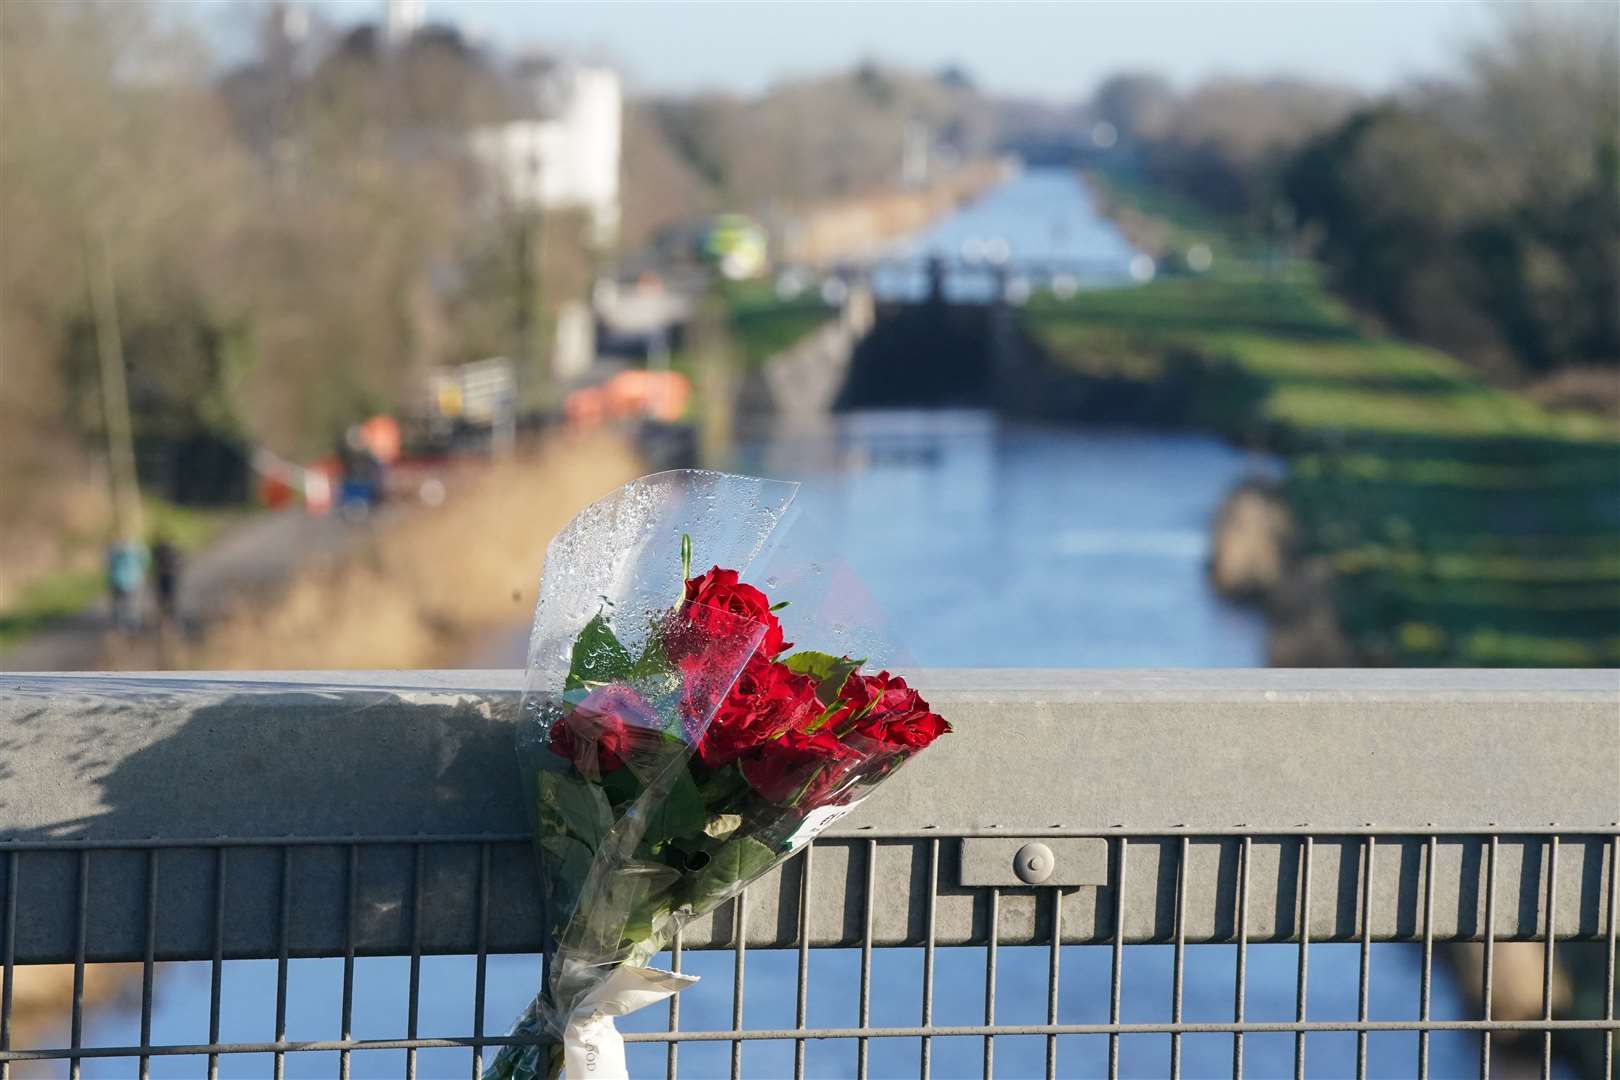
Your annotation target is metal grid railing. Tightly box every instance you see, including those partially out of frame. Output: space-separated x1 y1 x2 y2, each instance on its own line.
2 829 1616 1080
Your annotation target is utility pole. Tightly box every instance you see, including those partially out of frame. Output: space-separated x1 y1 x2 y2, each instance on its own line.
86 231 143 543
505 122 548 407
528 203 549 396
692 288 736 468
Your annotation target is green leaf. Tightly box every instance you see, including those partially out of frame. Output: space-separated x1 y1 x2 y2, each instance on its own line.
621 902 668 948
600 765 642 809
644 765 706 846
628 617 679 692
702 813 743 840
686 836 780 912
694 764 748 806
564 609 633 692
680 532 693 583
782 650 864 706
616 864 682 955
538 833 594 911
535 770 613 849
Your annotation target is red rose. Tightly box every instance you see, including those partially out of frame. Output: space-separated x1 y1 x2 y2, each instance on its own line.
693 653 821 767
548 685 657 779
740 727 861 804
682 566 789 661
836 671 951 752
824 668 871 723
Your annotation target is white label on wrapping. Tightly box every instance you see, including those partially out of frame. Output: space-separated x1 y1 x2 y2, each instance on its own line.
562 1009 620 1079
786 798 865 850
562 966 699 1080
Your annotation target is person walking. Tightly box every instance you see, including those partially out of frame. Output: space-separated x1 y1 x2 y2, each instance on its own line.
150 535 181 627
105 539 147 634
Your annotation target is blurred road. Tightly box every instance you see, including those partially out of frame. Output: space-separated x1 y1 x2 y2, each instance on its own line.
175 507 364 624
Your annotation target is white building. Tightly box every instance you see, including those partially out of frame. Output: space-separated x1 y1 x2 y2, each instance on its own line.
470 64 623 246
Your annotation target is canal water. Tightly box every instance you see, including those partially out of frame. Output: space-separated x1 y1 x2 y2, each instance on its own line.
735 409 1269 667
45 168 1495 1077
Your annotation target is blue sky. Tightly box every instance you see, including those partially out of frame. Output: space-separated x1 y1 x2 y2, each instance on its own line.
198 0 1499 99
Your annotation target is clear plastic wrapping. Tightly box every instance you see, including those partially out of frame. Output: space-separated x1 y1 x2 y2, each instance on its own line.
491 471 950 1080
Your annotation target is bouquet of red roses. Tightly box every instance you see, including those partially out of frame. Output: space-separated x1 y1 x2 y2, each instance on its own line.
490 472 949 1080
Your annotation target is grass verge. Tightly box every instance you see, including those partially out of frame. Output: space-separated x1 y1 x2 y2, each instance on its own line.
719 279 837 366
1023 274 1620 666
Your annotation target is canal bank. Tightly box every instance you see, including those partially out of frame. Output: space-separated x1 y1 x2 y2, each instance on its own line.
1013 273 1620 669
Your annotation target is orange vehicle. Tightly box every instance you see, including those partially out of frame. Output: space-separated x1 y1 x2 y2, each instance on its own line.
565 370 690 426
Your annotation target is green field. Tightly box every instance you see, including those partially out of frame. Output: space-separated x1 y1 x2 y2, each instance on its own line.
1023 276 1620 666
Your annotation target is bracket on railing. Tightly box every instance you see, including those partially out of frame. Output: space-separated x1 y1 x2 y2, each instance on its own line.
958 836 1110 888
